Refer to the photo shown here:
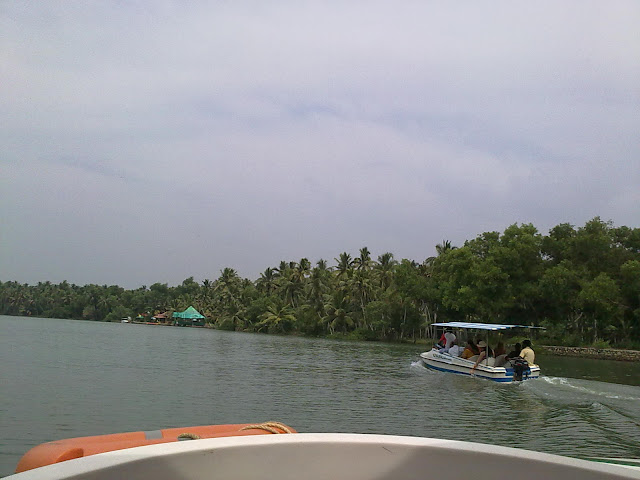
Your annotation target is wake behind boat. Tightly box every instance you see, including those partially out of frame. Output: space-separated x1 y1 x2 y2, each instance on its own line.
420 322 542 383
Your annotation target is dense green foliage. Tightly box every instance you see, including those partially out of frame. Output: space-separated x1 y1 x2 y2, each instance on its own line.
2 218 639 347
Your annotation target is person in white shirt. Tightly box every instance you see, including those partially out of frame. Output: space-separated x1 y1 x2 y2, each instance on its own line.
438 332 456 352
447 340 463 357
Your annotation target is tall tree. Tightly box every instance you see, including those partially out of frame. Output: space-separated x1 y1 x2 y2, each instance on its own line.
335 252 354 278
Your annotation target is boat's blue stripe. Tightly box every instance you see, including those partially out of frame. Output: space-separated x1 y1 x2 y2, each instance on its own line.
424 363 535 382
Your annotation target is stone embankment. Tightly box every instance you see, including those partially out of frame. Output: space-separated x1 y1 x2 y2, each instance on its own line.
541 345 640 362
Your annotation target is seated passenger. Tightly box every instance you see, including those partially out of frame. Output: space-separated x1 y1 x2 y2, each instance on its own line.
448 340 463 357
438 332 456 352
461 340 480 359
471 341 495 372
502 343 521 366
480 341 494 357
506 343 522 360
519 339 535 365
494 341 507 366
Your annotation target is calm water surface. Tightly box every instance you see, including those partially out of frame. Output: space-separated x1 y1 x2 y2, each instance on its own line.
1 315 639 477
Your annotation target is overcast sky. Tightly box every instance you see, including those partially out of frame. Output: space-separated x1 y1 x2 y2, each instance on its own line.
2 1 639 288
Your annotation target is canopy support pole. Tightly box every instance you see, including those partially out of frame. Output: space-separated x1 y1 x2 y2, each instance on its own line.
485 331 490 367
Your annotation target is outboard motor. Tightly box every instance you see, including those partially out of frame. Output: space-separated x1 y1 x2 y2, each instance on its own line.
512 357 530 381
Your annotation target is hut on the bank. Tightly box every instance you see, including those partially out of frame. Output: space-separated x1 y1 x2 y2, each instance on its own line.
172 306 206 327
153 312 169 323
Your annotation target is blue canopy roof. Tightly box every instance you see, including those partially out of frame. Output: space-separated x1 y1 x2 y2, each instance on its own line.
431 322 543 331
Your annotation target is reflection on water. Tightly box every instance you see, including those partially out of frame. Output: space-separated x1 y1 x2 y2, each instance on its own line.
1 315 639 477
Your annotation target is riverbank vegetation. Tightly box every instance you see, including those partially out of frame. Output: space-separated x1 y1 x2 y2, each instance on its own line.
1 218 639 348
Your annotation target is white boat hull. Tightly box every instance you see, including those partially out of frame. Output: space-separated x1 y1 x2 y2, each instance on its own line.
420 349 540 382
6 434 637 479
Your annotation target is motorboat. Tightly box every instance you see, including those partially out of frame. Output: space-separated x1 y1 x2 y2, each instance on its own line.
420 348 541 382
420 322 542 382
7 433 640 479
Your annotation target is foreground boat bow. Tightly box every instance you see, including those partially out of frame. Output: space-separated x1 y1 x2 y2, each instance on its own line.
7 434 639 479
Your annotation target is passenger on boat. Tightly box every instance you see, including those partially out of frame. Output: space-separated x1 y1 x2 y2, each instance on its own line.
471 341 495 371
478 340 494 357
494 342 508 366
438 332 456 352
448 340 463 357
506 343 522 360
519 339 535 365
461 340 480 359
500 343 522 368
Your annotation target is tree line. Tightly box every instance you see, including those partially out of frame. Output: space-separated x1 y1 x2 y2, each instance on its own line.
1 218 639 348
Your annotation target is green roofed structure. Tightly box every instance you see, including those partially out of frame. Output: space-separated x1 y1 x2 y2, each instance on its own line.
172 306 205 326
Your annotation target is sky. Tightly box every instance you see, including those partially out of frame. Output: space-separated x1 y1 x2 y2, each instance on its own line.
1 1 639 289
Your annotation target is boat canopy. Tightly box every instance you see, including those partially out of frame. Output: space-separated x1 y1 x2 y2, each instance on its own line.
431 322 544 331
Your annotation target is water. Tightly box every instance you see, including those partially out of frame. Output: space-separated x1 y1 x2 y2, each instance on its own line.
1 315 639 477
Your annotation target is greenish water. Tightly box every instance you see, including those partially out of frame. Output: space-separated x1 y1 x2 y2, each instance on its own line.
1 315 639 477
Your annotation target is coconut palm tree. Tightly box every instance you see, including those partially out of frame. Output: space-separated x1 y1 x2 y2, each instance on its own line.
335 252 354 278
306 261 332 317
298 258 311 276
354 246 374 271
376 252 398 290
436 240 456 256
425 240 457 266
349 269 375 328
316 259 329 271
256 267 277 295
322 291 354 334
256 303 295 333
275 261 289 278
213 268 244 325
281 275 304 308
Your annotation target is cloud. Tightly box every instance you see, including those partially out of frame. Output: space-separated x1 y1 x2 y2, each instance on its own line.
1 1 639 287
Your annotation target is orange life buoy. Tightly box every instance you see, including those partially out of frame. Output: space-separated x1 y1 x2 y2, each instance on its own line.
16 422 296 473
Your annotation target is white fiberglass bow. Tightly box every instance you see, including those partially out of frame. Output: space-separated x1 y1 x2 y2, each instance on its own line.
6 434 639 480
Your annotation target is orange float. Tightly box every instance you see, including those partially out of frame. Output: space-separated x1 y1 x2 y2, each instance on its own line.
16 422 296 473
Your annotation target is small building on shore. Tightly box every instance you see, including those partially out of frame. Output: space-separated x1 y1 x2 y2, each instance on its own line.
172 306 206 327
153 312 169 323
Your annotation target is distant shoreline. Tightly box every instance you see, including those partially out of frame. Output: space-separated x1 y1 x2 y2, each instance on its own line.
3 315 640 361
540 345 640 362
